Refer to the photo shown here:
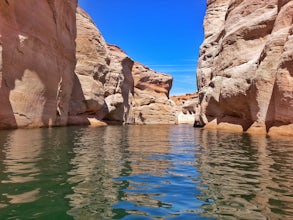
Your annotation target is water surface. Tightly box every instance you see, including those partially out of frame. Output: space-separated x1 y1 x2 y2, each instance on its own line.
0 125 292 219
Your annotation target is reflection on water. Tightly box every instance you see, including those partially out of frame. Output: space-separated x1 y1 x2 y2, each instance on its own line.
0 128 75 219
196 130 293 219
1 129 41 184
66 126 129 219
0 125 292 219
112 125 202 219
0 129 42 209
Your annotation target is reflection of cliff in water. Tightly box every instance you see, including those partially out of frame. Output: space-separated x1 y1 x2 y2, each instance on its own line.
66 125 173 219
0 126 291 219
0 127 74 219
0 129 42 206
120 125 172 213
66 126 130 219
113 125 202 218
195 130 293 219
127 125 171 176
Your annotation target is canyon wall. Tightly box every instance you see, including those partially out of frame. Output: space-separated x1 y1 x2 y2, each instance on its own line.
0 0 77 129
0 4 176 129
71 8 177 126
171 93 198 124
196 0 293 135
3 1 292 132
69 7 110 126
133 62 176 124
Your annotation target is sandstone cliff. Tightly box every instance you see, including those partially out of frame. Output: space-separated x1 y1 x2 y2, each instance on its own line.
71 8 176 125
133 62 176 124
68 7 109 126
171 93 198 124
104 44 135 124
0 0 77 129
196 0 293 135
4 1 293 131
0 4 177 129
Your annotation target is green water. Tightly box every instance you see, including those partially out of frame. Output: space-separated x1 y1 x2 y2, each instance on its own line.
0 125 292 219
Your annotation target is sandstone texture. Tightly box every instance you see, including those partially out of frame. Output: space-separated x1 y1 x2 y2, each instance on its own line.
171 93 198 124
70 8 108 120
71 8 176 125
0 0 77 129
104 44 135 124
0 4 177 129
69 7 111 126
133 62 177 124
196 0 293 135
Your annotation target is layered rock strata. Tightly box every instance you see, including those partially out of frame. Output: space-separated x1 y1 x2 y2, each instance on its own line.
196 0 293 135
171 93 199 124
0 0 77 129
133 62 176 124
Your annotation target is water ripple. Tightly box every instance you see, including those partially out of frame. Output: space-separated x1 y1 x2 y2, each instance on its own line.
0 125 292 219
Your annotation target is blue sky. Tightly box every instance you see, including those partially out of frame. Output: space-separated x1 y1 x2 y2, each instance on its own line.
78 0 206 95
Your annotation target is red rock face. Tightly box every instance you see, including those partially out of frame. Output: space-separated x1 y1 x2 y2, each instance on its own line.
0 0 77 128
196 0 293 135
68 8 110 126
0 4 177 128
133 62 176 124
171 93 199 124
72 8 177 125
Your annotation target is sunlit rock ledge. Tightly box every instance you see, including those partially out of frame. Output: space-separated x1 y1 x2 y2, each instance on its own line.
195 0 293 136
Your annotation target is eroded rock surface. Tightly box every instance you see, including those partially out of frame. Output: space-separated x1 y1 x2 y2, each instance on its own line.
103 44 135 124
171 93 199 124
68 7 109 126
133 62 177 124
0 4 177 129
0 0 77 129
196 0 293 135
72 8 176 125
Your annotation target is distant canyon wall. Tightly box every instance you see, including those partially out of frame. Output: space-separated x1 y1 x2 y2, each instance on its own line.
171 93 199 124
196 0 293 135
0 3 176 129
